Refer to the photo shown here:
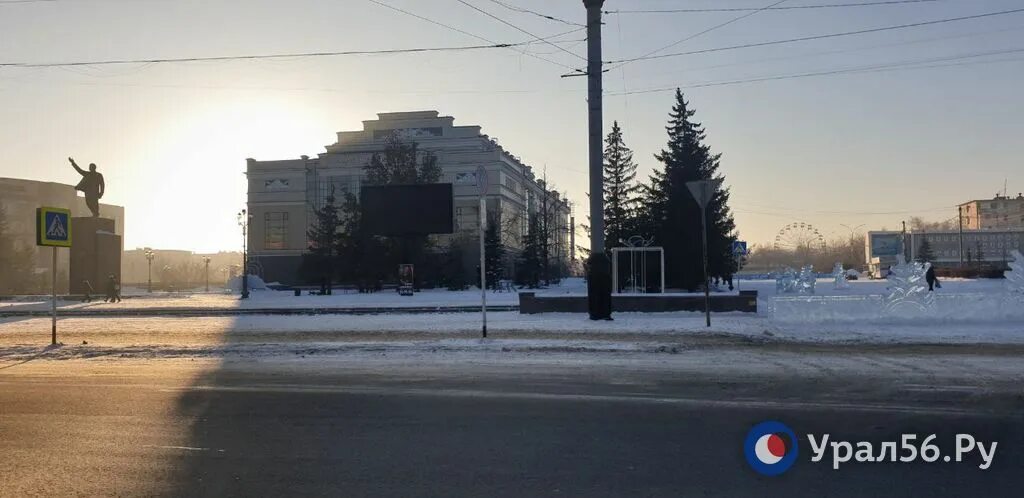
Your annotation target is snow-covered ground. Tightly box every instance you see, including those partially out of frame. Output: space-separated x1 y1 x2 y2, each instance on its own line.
2 277 1021 354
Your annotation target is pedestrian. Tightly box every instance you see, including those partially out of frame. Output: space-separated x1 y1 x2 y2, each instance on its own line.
925 265 939 292
105 274 121 303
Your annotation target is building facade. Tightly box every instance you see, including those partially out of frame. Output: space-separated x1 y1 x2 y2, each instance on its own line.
246 111 572 285
958 194 1024 230
0 177 124 293
865 229 1024 277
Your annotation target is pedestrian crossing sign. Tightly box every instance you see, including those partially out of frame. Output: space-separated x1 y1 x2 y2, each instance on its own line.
36 207 72 247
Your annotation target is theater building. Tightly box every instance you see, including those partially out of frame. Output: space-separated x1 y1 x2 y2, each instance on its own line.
245 111 572 285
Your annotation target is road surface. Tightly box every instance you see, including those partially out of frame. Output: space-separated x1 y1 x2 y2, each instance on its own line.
1 348 1022 497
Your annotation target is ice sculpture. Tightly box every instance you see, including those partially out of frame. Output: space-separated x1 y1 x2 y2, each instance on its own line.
832 262 850 290
1005 250 1024 299
884 256 934 314
796 265 816 294
775 267 797 294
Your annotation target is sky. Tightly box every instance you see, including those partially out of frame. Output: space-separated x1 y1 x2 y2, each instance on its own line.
1 0 1022 253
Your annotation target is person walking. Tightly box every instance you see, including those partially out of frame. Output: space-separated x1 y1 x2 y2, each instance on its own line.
105 274 122 303
925 265 939 292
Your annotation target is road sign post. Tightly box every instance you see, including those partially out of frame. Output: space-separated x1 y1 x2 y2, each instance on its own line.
732 240 748 292
37 207 72 346
686 180 722 328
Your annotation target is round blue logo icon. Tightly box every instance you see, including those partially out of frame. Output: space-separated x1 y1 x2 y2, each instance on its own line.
744 421 799 476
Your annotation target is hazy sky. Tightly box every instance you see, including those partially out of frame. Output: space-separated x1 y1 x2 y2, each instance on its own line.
2 0 1022 252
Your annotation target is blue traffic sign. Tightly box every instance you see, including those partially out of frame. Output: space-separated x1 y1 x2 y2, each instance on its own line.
36 207 72 247
732 240 748 256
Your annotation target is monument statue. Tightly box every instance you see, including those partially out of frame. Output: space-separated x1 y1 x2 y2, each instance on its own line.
68 157 105 217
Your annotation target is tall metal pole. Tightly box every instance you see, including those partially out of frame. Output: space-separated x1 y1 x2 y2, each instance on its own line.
701 207 710 328
584 0 611 320
479 197 487 338
240 209 250 299
51 247 57 346
958 206 964 268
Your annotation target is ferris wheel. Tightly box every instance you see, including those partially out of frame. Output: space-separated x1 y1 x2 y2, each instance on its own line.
773 222 826 251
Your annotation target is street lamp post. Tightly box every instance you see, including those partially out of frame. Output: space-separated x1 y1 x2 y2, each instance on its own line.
145 249 155 293
202 256 212 293
237 209 251 299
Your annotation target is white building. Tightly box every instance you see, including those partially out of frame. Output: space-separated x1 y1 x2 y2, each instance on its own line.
246 111 572 284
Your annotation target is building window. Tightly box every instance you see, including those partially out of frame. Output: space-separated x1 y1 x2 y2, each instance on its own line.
264 212 289 250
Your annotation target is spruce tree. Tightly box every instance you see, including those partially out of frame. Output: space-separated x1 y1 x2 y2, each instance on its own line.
516 214 543 288
639 89 738 291
484 213 504 289
603 121 641 248
304 190 341 293
916 237 935 263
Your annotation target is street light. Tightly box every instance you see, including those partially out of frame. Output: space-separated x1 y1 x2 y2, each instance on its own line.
145 249 155 293
237 209 252 299
839 224 866 238
202 256 212 293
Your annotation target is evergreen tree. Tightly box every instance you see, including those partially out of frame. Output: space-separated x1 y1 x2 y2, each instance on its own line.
442 236 470 291
483 213 504 289
603 121 641 248
975 241 985 267
638 89 738 291
916 237 935 263
303 190 341 293
516 214 543 288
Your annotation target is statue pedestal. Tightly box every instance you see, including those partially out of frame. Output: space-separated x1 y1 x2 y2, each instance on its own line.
69 217 122 295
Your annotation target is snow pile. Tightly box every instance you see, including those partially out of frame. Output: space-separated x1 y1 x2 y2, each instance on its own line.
226 274 269 292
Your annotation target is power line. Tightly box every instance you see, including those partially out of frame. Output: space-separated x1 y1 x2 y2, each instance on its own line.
635 24 1024 81
365 0 580 70
607 0 790 72
735 203 956 216
608 47 1024 95
605 7 1024 65
485 0 584 27
606 0 941 15
0 40 558 68
455 0 587 63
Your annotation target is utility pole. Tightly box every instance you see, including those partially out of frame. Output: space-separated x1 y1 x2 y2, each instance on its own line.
958 205 964 268
584 0 611 320
901 220 907 261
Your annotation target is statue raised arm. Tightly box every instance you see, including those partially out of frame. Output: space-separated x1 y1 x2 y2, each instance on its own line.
68 156 105 217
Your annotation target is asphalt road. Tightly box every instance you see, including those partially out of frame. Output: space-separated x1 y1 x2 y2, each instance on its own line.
1 353 1022 497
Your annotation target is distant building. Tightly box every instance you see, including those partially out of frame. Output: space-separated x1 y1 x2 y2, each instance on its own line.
0 177 124 293
865 229 1024 278
246 111 572 285
958 194 1024 230
122 248 241 288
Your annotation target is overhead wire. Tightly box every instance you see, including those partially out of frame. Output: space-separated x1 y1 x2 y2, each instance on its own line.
607 47 1024 95
454 0 587 63
604 7 1024 65
365 0 581 70
0 39 571 68
607 0 791 72
484 0 584 27
606 0 942 15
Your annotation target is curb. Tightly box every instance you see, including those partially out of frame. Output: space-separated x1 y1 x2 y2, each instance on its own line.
0 305 520 318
